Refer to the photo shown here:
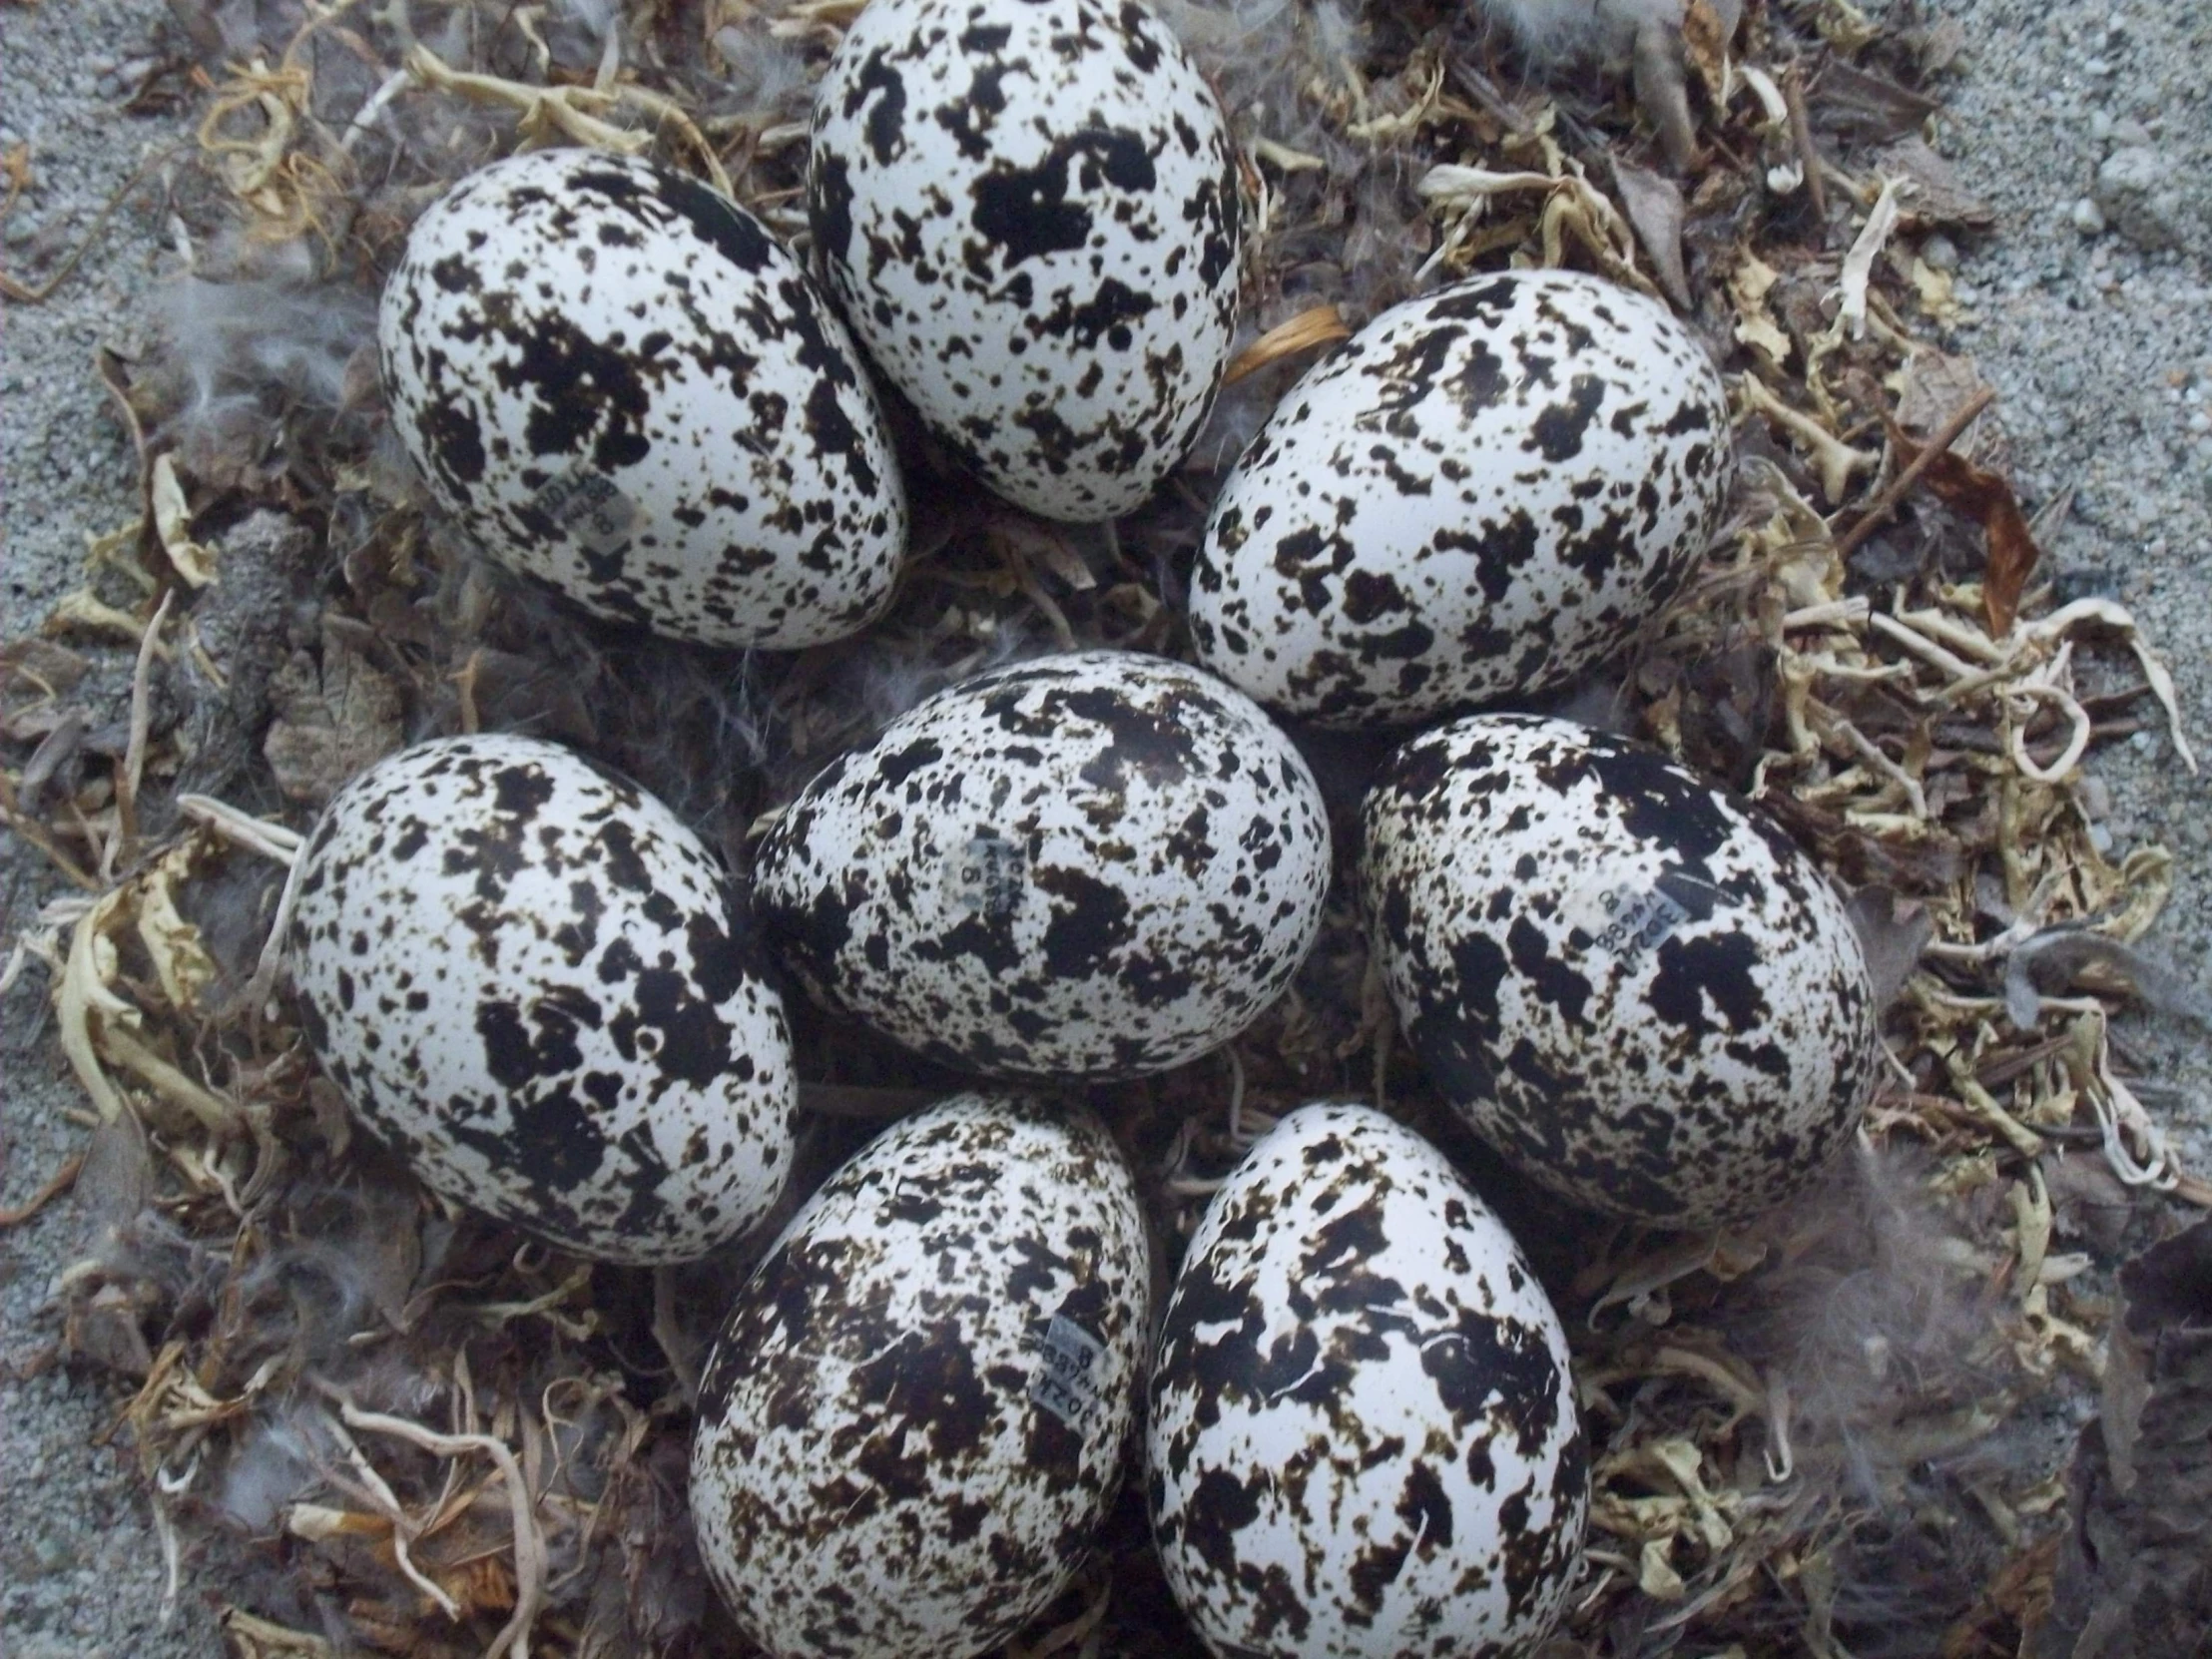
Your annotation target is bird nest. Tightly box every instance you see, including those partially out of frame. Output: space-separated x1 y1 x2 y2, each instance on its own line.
3 0 2210 1653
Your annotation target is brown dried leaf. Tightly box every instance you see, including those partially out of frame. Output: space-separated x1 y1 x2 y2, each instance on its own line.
1904 16 1968 78
264 618 405 804
1611 158 1691 310
1 636 90 707
65 1284 156 1376
1898 347 2006 468
1875 136 1996 229
1681 0 1734 108
74 1107 155 1232
1810 59 1941 145
2042 1222 2212 1653
1884 415 2038 635
1843 886 1933 1010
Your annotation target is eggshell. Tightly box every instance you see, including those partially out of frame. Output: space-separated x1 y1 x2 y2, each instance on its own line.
1149 1102 1587 1659
809 0 1241 520
287 734 796 1264
1359 713 1878 1228
380 148 905 648
1190 270 1732 726
754 650 1332 1080
690 1093 1151 1659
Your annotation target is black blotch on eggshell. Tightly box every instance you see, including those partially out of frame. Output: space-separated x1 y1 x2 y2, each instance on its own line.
753 650 1333 1081
286 734 798 1265
1148 1103 1587 1659
377 148 905 650
690 1093 1151 1659
1191 270 1733 728
1359 713 1879 1230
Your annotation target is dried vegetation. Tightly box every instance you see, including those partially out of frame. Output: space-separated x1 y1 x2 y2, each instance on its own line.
4 0 2212 1652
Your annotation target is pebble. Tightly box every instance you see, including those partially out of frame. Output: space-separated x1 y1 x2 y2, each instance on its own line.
2094 146 2187 251
1923 233 1961 272
2070 197 2108 235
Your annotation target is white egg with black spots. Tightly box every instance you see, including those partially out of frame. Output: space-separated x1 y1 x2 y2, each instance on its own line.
1360 714 1878 1229
1149 1103 1587 1659
690 1093 1150 1659
287 735 796 1265
380 148 905 649
809 0 1241 521
1191 270 1732 726
754 650 1331 1080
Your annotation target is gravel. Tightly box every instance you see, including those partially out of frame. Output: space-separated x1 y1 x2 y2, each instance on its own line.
2 0 2209 1650
1932 0 2212 1176
3 0 230 1648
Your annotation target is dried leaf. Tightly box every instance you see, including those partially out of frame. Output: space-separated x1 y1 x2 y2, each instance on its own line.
1883 414 2038 634
1680 0 1734 108
1 635 90 700
152 454 220 587
264 619 405 805
1874 136 1995 229
1809 59 1940 145
136 865 223 1013
74 1107 155 1232
2042 1223 2212 1653
1611 158 1691 310
1897 347 2005 465
1728 254 1793 367
66 1284 156 1376
1844 886 1933 1009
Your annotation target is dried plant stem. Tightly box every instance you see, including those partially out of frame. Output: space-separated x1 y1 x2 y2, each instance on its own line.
0 1152 85 1226
338 1401 547 1659
247 847 311 1012
113 588 176 879
1831 387 1995 562
1222 305 1351 386
1783 63 1827 226
1737 375 1876 504
652 1267 703 1404
176 794 302 864
0 148 172 304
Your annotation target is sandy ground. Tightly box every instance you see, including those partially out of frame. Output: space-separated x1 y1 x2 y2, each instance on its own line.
2 0 2208 1651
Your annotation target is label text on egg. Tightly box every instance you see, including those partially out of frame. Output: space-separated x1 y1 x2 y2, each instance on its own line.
534 468 639 558
1560 873 1721 973
950 830 1024 921
1027 1314 1108 1433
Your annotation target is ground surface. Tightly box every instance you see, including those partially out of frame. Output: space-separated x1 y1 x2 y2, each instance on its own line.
2 0 2209 1653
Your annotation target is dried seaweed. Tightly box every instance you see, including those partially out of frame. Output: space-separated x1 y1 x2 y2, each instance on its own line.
5 0 2210 1654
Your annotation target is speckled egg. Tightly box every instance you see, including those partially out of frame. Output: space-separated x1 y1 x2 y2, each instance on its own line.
690 1093 1150 1659
1149 1102 1587 1659
1190 270 1732 727
808 0 1241 521
754 650 1331 1079
287 734 796 1264
380 148 905 648
1360 715 1878 1229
